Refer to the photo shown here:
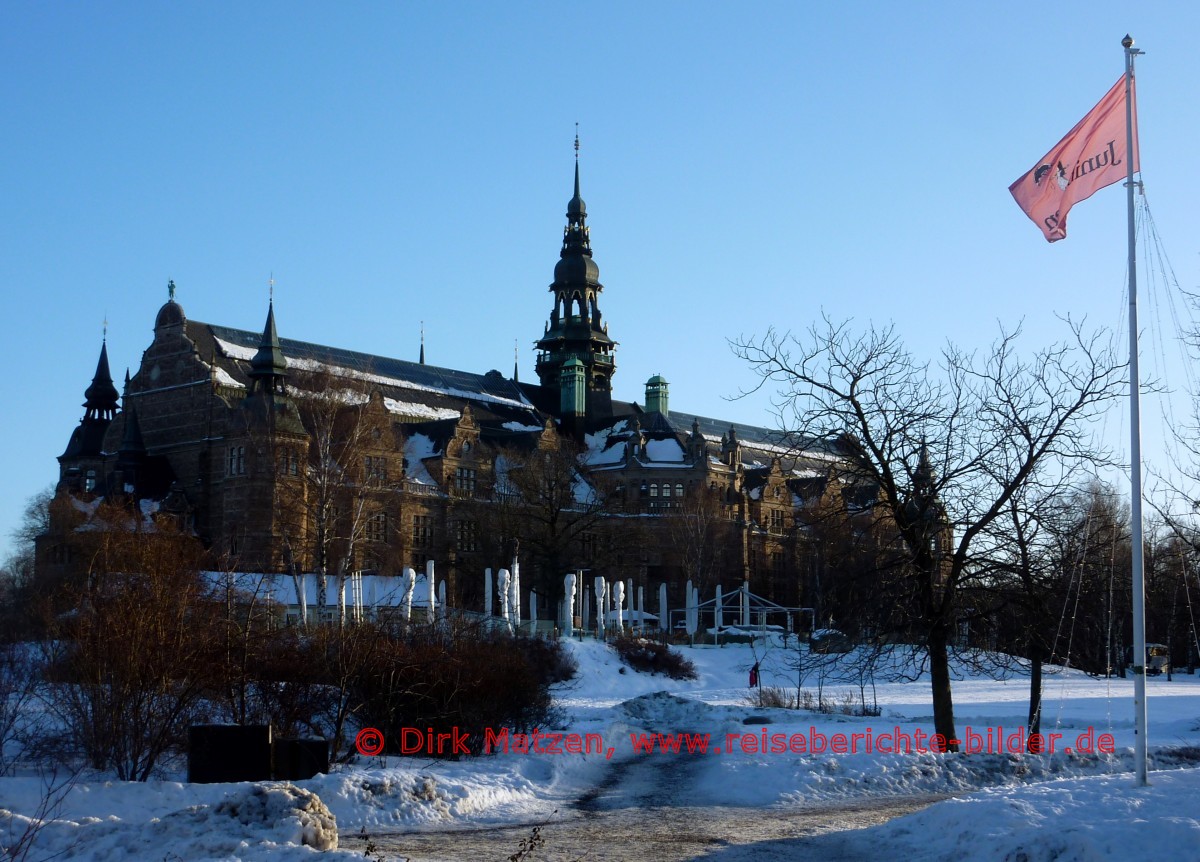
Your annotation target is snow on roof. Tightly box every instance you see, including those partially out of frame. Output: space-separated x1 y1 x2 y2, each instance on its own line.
644 438 684 463
403 434 441 486
213 367 244 389
573 473 598 506
285 357 532 411
583 430 625 466
503 420 544 433
701 432 836 461
214 337 257 361
384 397 460 422
212 327 535 412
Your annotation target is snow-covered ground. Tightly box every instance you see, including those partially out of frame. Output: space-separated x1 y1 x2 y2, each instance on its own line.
2 637 1198 860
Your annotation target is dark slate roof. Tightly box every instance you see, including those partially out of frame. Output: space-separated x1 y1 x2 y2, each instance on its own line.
188 320 543 428
607 404 838 465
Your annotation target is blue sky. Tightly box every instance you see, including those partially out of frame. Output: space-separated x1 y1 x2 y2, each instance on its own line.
2 2 1198 559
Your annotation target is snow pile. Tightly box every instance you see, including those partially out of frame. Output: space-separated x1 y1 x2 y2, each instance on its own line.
620 691 719 730
214 784 338 850
306 756 602 832
0 782 346 861
855 767 1200 861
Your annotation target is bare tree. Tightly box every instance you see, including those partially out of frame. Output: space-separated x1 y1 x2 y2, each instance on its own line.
40 507 217 781
275 366 400 626
666 485 733 595
733 316 1123 749
477 438 625 604
974 482 1085 745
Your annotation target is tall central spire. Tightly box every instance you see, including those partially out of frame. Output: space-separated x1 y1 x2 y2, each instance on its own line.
566 128 588 238
534 132 616 422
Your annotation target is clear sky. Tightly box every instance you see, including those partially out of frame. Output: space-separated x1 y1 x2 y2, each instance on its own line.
2 2 1198 559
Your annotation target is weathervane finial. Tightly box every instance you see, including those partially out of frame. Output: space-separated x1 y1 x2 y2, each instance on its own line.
103 313 108 341
574 123 580 161
269 272 274 302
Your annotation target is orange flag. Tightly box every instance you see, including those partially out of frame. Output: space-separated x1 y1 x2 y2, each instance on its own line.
1009 76 1138 242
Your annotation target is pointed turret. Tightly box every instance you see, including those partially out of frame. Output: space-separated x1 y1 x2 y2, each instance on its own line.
116 406 147 491
84 340 120 422
249 301 287 395
905 439 943 530
60 338 121 470
722 426 741 467
688 416 706 461
118 405 145 456
914 439 934 497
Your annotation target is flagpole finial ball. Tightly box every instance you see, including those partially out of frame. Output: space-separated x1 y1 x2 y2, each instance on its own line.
1122 34 1134 49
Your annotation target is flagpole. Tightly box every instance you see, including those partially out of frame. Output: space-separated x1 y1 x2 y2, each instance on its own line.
1122 32 1148 788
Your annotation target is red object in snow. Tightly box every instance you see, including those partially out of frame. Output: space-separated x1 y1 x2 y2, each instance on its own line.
749 663 759 688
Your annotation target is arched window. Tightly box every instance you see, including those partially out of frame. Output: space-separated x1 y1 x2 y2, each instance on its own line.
649 483 658 497
676 483 684 497
662 483 671 498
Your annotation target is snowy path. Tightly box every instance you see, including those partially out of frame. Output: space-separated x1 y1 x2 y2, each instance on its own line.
345 690 948 861
343 795 946 861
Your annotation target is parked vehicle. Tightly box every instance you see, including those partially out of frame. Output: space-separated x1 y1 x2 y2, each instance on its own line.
1126 643 1170 676
809 629 853 654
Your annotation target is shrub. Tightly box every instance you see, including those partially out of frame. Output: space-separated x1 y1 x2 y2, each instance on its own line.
514 635 577 685
611 635 697 680
350 625 573 757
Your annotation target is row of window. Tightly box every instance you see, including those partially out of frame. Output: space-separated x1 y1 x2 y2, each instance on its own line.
307 512 481 551
226 447 393 482
646 482 685 498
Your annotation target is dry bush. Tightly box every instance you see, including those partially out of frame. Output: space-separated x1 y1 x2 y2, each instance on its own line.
611 635 697 680
746 686 794 709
